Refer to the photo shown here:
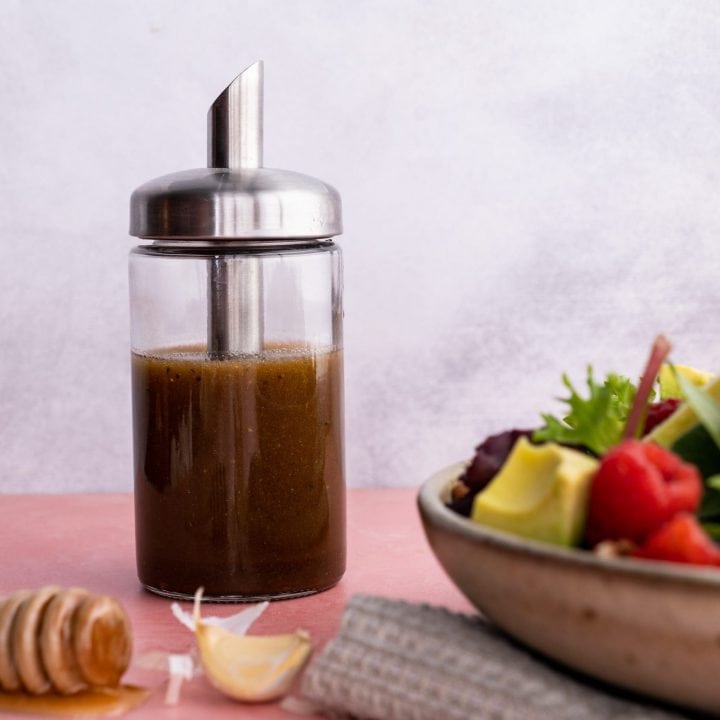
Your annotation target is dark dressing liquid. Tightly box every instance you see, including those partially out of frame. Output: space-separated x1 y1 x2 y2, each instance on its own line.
131 344 345 600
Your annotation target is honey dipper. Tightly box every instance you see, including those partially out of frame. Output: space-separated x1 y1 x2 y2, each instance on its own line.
0 586 132 695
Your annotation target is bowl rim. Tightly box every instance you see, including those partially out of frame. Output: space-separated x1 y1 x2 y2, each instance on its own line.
418 460 720 588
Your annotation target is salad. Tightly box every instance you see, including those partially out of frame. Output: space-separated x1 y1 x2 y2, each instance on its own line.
448 336 720 566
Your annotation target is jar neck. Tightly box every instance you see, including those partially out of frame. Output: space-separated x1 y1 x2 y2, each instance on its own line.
132 238 335 258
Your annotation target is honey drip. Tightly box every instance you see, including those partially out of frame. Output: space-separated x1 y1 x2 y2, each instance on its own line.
0 685 150 717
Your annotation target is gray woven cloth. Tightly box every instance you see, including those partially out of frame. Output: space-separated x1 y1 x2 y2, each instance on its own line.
300 595 690 720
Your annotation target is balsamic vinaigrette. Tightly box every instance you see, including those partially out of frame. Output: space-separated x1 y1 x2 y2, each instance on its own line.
132 344 346 599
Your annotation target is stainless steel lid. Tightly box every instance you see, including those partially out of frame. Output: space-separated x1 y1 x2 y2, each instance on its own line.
129 61 342 241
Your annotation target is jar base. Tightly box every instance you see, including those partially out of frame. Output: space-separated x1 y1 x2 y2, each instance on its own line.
140 581 340 603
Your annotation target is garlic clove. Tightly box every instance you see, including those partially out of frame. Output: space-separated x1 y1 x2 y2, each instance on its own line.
192 589 312 703
197 624 312 703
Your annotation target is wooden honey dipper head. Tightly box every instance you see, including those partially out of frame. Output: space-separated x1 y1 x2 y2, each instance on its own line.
72 595 131 688
0 586 132 696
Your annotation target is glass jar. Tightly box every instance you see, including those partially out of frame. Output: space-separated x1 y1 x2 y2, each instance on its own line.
128 62 346 600
129 242 344 600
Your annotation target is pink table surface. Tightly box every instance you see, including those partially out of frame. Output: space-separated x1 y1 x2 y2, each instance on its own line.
0 489 473 719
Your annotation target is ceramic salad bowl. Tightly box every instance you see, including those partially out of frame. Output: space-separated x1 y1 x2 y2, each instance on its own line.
418 461 720 716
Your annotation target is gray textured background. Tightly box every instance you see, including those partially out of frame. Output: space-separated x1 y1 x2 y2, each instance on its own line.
1 0 720 492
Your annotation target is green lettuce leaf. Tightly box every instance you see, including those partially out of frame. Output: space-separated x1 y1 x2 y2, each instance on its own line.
533 368 638 457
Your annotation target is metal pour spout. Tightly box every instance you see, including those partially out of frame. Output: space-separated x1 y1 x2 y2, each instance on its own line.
208 61 263 169
207 62 265 358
